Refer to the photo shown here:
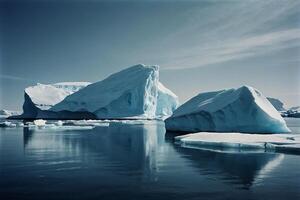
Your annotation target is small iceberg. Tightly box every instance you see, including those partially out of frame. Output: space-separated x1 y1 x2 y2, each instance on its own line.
33 119 47 126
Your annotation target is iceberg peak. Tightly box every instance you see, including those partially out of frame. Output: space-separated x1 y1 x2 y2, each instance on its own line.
51 64 176 119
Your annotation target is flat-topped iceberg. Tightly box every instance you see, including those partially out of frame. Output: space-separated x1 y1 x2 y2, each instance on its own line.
18 64 178 119
165 85 290 133
175 132 300 153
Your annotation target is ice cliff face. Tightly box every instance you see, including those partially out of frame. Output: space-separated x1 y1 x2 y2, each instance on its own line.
51 64 178 119
156 82 179 117
20 64 178 119
165 86 290 133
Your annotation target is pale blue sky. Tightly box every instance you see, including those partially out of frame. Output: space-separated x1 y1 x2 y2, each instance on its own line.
0 0 299 110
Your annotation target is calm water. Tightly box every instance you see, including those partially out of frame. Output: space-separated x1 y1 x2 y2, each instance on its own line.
0 119 300 200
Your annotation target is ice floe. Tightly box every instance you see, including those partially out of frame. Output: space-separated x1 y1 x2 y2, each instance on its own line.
175 132 300 153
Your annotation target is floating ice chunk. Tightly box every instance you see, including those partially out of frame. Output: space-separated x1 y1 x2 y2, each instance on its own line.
0 121 17 128
62 120 109 127
28 125 94 131
55 120 63 126
166 86 290 133
33 119 46 126
175 132 300 153
16 122 24 127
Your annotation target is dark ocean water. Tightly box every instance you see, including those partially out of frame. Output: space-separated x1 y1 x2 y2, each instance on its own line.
0 119 300 200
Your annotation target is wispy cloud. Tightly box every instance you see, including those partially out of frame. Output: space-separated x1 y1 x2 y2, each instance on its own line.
0 74 34 82
159 0 300 69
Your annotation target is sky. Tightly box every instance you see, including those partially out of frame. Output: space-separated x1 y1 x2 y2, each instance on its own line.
0 0 299 111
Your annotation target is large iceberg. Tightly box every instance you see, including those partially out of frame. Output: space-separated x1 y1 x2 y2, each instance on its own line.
165 85 290 133
18 64 178 119
51 64 179 119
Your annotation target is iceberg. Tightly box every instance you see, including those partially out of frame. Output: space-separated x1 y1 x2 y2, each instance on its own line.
16 64 178 119
16 82 92 119
33 119 46 126
0 121 17 128
0 109 21 118
175 132 300 153
267 97 286 112
51 64 178 119
25 82 91 110
284 106 300 118
165 85 290 133
156 82 179 117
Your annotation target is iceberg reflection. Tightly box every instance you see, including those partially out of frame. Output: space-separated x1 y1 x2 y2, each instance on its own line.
171 138 284 189
22 121 166 179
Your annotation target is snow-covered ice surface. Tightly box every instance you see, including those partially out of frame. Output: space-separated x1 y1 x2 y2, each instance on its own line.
25 82 90 110
18 82 92 119
176 132 300 152
51 64 178 119
165 85 290 133
156 82 179 117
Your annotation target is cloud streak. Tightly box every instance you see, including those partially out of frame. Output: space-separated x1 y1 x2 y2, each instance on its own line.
159 0 300 70
0 74 35 82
